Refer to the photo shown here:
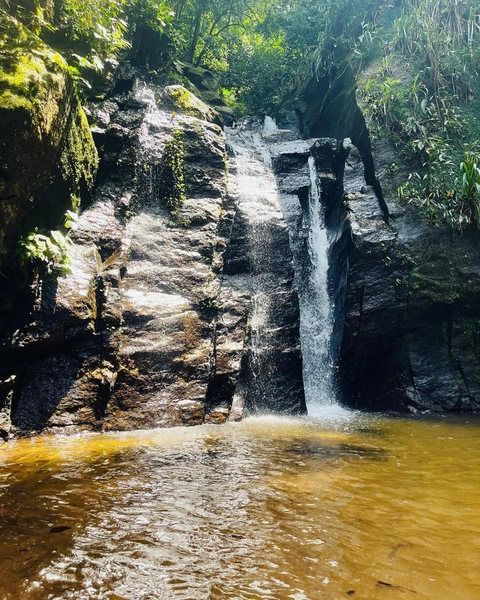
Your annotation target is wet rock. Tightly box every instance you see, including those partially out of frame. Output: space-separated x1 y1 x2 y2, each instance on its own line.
204 406 230 424
337 142 480 412
111 63 136 95
208 126 306 416
2 81 309 435
50 526 72 534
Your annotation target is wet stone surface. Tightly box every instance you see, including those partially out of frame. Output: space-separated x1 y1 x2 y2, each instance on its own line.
0 86 307 435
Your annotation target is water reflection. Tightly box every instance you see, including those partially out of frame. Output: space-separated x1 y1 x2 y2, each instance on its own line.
0 414 479 599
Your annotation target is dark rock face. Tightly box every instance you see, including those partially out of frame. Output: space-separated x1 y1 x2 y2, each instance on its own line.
292 62 480 413
287 62 387 218
209 126 306 417
0 18 98 301
338 142 480 412
0 83 306 436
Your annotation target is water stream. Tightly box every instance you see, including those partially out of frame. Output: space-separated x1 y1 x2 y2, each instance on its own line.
228 118 338 412
300 156 336 410
1 413 479 599
226 120 297 411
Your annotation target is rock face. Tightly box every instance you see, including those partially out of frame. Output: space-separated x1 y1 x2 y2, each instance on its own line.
0 83 305 436
337 142 480 412
210 123 306 417
293 65 480 413
0 16 98 314
286 62 386 218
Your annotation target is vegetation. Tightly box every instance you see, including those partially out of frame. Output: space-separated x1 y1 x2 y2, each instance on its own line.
159 129 186 213
2 0 321 108
2 0 479 227
17 210 79 275
350 0 480 229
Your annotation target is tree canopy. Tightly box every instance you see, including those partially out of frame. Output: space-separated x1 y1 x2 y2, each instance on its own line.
2 0 480 227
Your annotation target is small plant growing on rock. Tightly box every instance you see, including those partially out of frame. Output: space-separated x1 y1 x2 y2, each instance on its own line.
17 210 78 275
159 130 186 214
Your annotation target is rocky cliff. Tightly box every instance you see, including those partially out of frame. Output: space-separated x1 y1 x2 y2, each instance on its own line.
0 75 305 437
0 15 98 321
296 68 480 413
338 143 480 412
3 33 480 436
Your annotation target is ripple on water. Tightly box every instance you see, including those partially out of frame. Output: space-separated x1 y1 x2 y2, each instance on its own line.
0 414 479 599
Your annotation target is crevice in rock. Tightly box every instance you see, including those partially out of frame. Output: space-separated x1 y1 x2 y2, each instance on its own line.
9 368 25 426
293 65 389 222
94 275 106 335
205 191 241 418
447 310 454 357
355 283 365 360
456 360 474 404
406 358 421 410
0 335 92 366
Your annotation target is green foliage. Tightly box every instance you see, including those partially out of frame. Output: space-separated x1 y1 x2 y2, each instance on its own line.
169 86 192 111
159 130 186 214
313 0 392 77
388 0 479 103
348 0 480 230
4 0 479 132
221 31 303 114
460 152 480 200
397 149 480 229
57 0 130 55
221 87 246 118
460 152 480 225
17 210 78 274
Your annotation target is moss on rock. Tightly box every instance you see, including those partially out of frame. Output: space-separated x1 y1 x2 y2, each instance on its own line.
0 15 98 273
162 85 222 127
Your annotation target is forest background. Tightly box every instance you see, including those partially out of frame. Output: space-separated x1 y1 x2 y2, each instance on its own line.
2 0 480 227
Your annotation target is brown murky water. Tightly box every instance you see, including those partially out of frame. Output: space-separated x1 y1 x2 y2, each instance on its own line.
0 410 479 599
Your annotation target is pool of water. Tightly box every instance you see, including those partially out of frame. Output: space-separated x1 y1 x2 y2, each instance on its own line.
0 410 479 599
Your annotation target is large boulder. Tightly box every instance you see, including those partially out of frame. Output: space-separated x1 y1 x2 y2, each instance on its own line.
161 85 222 127
0 17 98 282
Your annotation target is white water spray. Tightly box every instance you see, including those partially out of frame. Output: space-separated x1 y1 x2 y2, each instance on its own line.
297 156 337 410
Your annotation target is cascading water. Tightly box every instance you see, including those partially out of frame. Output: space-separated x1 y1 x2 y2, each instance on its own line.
225 124 285 410
227 117 339 414
298 156 336 411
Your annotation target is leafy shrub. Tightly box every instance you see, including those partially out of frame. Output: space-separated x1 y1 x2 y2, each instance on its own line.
460 152 480 226
17 210 78 274
398 150 480 230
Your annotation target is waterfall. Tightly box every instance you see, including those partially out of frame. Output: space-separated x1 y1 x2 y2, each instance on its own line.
226 117 340 414
297 157 336 410
225 123 303 413
263 116 277 133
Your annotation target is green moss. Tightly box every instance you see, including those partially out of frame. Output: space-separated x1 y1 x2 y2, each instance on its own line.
159 130 186 214
60 103 98 203
164 85 221 125
0 16 66 112
170 86 192 112
0 15 98 273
